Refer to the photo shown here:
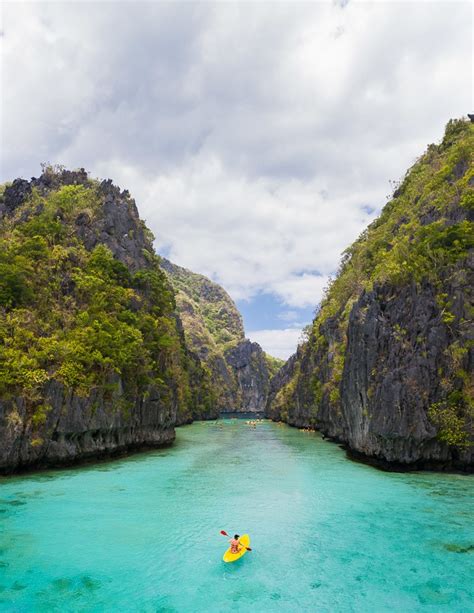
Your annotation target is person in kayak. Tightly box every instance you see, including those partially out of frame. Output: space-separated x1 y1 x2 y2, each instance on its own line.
229 534 242 554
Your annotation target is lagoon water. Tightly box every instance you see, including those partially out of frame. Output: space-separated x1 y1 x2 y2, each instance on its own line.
0 419 473 612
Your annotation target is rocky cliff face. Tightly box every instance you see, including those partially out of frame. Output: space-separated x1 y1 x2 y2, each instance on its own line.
161 259 280 413
267 119 474 471
0 167 211 472
1 168 151 271
0 378 175 472
160 258 245 348
224 340 272 412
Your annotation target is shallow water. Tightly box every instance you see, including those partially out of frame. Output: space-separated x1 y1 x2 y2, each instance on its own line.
0 419 473 612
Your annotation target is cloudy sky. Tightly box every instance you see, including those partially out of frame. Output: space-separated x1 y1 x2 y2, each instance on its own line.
1 1 472 358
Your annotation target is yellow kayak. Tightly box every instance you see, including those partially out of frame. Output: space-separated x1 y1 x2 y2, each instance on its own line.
223 534 250 563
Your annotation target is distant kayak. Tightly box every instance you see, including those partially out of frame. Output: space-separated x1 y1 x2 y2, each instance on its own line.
223 534 250 563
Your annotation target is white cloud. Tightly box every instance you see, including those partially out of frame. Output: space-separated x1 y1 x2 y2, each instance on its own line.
248 328 305 361
2 1 472 357
98 155 371 306
272 274 329 309
278 310 299 322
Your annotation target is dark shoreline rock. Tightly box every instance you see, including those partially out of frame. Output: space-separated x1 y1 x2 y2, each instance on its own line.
0 433 175 477
267 419 473 474
0 376 178 475
344 445 474 474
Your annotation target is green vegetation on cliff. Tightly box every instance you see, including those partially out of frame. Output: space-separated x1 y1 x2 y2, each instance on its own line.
264 353 285 378
161 258 244 352
323 119 473 309
0 171 211 433
162 259 282 412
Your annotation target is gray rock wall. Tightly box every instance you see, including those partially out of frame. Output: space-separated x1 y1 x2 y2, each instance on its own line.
266 265 474 471
0 378 175 474
223 340 271 413
339 270 473 469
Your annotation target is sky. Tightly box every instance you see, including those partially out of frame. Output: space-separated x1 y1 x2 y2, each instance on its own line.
1 1 472 359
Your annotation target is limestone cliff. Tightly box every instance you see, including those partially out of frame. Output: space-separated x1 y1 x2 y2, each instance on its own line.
267 119 474 471
0 167 212 472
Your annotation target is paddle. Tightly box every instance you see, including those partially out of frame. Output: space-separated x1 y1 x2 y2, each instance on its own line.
220 530 252 551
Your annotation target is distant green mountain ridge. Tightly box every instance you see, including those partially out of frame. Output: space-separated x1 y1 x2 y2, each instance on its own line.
161 258 283 415
160 258 245 352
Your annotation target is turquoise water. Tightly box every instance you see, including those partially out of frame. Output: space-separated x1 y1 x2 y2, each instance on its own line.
0 419 473 612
